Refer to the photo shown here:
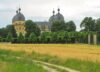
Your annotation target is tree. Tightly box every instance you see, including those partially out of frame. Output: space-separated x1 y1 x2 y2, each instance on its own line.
96 18 100 44
67 32 76 43
6 32 13 42
17 33 25 43
56 31 66 43
51 31 66 43
28 32 37 43
51 21 66 32
0 25 17 38
80 17 95 32
41 32 52 43
0 28 8 38
0 36 3 42
65 21 76 32
25 20 40 37
75 32 88 43
6 25 17 38
51 32 58 43
96 18 100 32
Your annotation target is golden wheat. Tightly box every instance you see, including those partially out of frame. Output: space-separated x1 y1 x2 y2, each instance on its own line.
0 43 100 62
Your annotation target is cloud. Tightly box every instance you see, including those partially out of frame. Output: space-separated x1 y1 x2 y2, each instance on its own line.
0 0 100 31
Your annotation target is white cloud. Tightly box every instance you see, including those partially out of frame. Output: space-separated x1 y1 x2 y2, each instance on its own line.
0 0 100 31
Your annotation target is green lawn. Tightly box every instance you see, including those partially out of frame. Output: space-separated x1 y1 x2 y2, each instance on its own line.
31 52 100 72
0 61 47 72
0 49 100 72
0 50 47 72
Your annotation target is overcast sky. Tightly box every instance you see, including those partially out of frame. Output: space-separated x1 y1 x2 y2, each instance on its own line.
0 0 100 31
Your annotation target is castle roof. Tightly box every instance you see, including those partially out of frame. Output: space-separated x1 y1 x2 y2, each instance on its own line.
12 8 25 23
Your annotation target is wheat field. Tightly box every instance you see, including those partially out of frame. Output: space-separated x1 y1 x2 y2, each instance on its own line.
0 43 100 62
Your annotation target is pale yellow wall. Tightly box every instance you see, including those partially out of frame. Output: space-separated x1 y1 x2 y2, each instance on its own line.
39 24 49 32
13 21 26 36
45 25 49 31
13 21 50 36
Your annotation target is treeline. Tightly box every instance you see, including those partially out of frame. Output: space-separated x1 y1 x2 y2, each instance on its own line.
0 17 100 44
0 31 89 43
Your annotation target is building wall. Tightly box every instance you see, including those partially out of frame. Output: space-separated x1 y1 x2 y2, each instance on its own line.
35 22 50 32
13 21 26 36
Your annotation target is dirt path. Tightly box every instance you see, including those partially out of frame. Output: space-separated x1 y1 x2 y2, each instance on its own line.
33 60 80 72
42 65 58 72
0 54 79 72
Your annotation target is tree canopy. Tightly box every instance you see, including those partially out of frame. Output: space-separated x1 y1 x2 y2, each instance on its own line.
25 20 40 37
80 17 95 32
65 21 76 32
6 25 17 38
95 18 100 32
28 32 37 43
51 21 66 32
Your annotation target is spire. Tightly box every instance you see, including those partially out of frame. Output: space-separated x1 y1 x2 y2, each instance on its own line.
53 9 55 16
17 0 21 13
58 8 60 13
16 10 18 14
18 8 21 12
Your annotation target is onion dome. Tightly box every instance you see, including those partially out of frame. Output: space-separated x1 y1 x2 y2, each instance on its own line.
12 8 25 23
49 9 56 23
55 8 64 21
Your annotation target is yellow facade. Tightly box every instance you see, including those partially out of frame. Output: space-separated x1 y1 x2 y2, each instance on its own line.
39 24 49 32
13 21 26 36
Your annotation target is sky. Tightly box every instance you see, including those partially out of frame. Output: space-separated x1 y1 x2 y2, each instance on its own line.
0 0 100 31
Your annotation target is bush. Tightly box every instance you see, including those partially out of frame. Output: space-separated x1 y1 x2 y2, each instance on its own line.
17 33 25 43
6 32 13 42
0 37 3 42
28 32 37 43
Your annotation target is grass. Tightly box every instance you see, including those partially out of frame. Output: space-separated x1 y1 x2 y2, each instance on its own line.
64 59 100 72
30 52 100 72
0 61 46 72
0 49 100 72
0 49 67 72
0 44 100 72
0 50 47 72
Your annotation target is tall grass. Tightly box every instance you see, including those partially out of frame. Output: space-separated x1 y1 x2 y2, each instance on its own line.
31 52 100 72
0 49 47 72
0 49 100 72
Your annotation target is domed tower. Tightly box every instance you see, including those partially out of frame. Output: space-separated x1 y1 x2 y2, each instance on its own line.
55 8 64 21
49 9 56 23
12 8 26 36
49 9 56 30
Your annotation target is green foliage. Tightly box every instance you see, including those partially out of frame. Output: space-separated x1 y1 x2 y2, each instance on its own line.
80 17 95 32
75 32 88 43
55 31 66 43
6 25 17 38
6 32 13 42
25 20 40 37
41 32 52 43
0 28 8 38
0 17 100 43
0 36 3 42
0 50 47 72
39 31 89 43
65 21 76 32
17 33 25 43
0 25 17 38
28 32 37 43
51 21 66 32
96 18 100 32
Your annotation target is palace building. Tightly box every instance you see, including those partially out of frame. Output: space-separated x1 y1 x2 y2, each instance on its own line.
12 8 26 36
12 8 64 36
